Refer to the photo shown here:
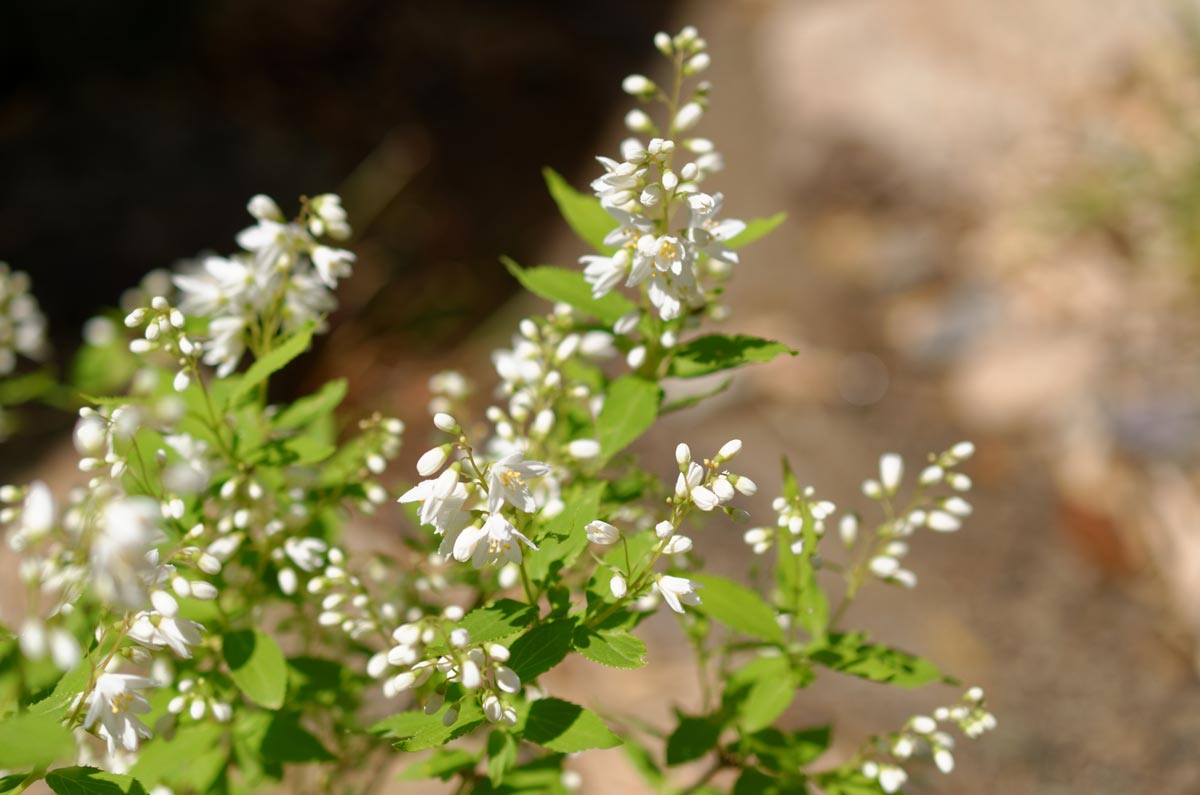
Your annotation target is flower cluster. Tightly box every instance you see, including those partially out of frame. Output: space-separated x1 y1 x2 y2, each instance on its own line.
401 427 546 569
174 193 353 375
0 25 998 795
862 688 997 793
582 28 744 322
0 262 48 375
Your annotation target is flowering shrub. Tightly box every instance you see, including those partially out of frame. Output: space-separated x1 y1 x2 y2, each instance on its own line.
0 26 993 795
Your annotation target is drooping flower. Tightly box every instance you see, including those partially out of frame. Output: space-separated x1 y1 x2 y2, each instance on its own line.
90 496 164 608
486 453 551 514
83 672 158 754
655 574 703 614
452 513 537 568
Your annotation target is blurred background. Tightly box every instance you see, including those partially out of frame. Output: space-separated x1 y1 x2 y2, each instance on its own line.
4 0 1200 792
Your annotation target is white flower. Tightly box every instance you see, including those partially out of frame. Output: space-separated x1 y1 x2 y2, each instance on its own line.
610 574 627 598
84 673 157 754
284 535 328 574
487 453 551 514
309 194 351 239
452 513 537 568
877 764 907 794
173 256 252 318
127 611 204 659
655 574 703 614
690 485 720 511
581 250 630 298
311 246 355 288
91 496 163 608
685 192 743 265
203 315 248 377
20 481 55 539
585 520 619 545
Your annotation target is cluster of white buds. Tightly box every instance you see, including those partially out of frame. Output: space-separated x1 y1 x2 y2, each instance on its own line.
167 676 233 724
491 309 611 438
582 28 743 321
673 440 755 515
0 262 49 374
863 687 996 793
173 193 353 376
124 297 196 392
309 545 400 641
74 405 141 480
744 484 835 556
427 370 472 417
351 413 405 510
936 686 997 739
859 444 976 588
368 607 521 726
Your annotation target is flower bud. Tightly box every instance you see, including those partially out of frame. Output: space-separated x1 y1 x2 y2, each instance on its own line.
684 52 711 75
566 439 601 460
417 446 449 477
585 520 620 545
880 453 903 495
625 109 654 133
672 102 703 132
949 441 975 461
610 574 627 598
433 412 458 433
675 443 692 469
622 74 655 95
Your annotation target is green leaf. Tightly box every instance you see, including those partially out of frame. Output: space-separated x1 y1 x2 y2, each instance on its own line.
0 774 25 795
595 376 661 464
456 600 539 647
45 767 147 795
508 620 575 682
399 748 477 781
543 167 617 253
623 737 666 787
690 573 784 643
486 730 519 786
0 369 57 406
0 711 75 768
733 768 788 795
661 377 734 414
223 629 288 709
394 700 486 752
273 379 348 430
29 661 90 716
228 322 315 404
571 627 647 669
524 482 605 583
667 335 796 379
723 656 799 733
132 722 227 791
371 710 437 739
809 633 951 688
727 212 786 249
738 726 830 774
502 258 635 326
666 714 722 766
260 712 335 762
522 697 621 752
